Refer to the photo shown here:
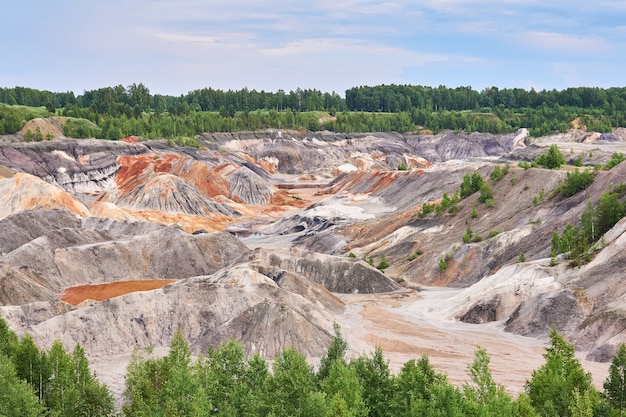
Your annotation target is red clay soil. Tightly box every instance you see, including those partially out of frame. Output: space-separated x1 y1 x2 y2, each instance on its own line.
115 154 230 198
59 280 177 306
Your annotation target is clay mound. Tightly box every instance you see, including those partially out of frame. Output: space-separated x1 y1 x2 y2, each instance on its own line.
81 217 170 240
0 138 149 194
242 261 345 313
0 263 57 306
406 130 519 162
227 166 276 205
27 271 337 358
115 154 230 198
0 173 90 219
246 248 402 294
0 209 83 255
327 168 463 211
1 227 118 296
107 173 239 217
20 117 68 139
86 201 137 221
59 279 177 306
0 213 248 303
53 228 249 284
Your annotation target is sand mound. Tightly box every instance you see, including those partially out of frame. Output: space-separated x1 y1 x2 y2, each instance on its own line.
20 117 69 139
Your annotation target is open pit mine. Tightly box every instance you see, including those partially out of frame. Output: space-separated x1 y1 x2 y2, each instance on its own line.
2 122 626 399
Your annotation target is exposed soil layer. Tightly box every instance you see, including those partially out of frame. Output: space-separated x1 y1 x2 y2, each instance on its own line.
59 279 177 306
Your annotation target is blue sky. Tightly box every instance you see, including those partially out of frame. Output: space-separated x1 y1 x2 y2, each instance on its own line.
2 0 625 96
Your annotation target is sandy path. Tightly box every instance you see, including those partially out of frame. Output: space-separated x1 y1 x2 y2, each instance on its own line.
335 289 610 394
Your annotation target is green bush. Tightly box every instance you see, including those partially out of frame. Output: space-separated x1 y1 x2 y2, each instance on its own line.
462 226 473 244
438 257 448 272
535 144 565 169
460 172 484 199
376 254 389 271
63 118 102 138
418 202 436 218
478 182 493 203
605 152 625 170
490 165 504 182
407 250 423 261
557 168 595 198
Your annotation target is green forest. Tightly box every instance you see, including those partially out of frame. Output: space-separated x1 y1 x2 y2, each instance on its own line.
1 84 625 140
2 317 626 417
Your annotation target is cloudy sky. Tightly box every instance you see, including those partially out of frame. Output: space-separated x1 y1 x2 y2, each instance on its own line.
2 1 625 96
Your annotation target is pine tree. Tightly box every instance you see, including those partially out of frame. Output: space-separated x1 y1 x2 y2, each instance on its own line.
603 344 626 416
526 327 597 417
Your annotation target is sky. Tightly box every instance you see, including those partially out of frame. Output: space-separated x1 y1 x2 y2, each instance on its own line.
2 0 625 96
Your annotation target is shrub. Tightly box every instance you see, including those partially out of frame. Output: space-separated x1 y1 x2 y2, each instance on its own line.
574 155 583 167
605 152 625 170
438 258 448 272
418 202 436 218
63 118 102 138
376 254 389 271
397 163 410 171
347 252 356 258
490 165 504 182
489 230 502 238
462 226 473 244
478 182 493 203
535 144 565 169
407 250 423 261
557 168 595 198
460 172 484 199
517 253 526 263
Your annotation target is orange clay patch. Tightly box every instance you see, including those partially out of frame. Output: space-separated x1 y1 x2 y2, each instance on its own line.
59 279 177 306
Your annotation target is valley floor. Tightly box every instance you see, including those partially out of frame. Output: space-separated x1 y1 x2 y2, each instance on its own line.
336 289 610 394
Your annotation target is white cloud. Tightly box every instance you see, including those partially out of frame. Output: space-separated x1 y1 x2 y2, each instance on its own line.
521 32 609 52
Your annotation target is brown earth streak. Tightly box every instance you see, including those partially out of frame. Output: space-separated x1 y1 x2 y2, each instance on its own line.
115 154 230 198
59 280 177 306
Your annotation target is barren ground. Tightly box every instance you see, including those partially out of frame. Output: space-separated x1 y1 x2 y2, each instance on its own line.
336 290 609 394
70 182 613 398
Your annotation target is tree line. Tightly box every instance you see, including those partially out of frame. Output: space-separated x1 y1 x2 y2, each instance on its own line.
1 84 625 138
4 315 626 417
